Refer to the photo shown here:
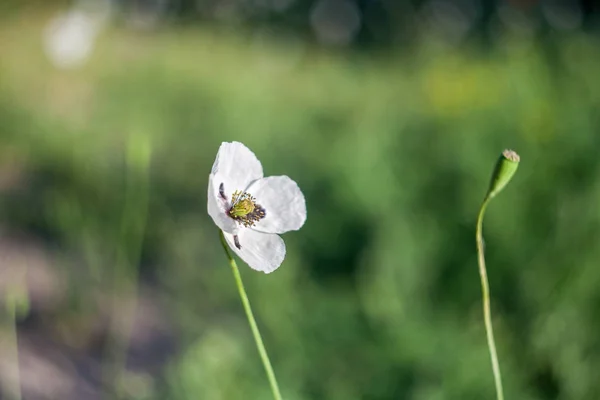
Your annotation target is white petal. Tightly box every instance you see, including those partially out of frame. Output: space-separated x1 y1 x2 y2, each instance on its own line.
248 176 306 234
210 142 263 194
207 175 238 234
223 229 286 273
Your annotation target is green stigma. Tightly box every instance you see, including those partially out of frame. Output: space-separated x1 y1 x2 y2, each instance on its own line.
230 197 255 217
228 190 266 227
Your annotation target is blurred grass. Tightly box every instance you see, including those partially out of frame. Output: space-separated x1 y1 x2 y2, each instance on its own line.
1 7 600 400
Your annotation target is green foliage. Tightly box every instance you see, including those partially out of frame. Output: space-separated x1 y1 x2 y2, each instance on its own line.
2 13 600 400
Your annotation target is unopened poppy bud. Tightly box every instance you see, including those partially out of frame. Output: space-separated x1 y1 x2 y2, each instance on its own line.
486 149 520 199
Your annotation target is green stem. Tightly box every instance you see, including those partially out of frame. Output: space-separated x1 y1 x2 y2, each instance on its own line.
219 231 283 400
103 134 151 399
476 197 504 400
3 299 22 400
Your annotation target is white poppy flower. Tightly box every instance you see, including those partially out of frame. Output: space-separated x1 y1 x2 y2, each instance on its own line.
207 142 306 273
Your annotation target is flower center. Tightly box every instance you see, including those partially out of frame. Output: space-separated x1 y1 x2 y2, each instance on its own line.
228 190 266 227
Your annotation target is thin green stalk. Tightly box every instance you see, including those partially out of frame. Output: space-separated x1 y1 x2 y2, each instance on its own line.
476 196 504 400
3 298 22 400
219 231 283 400
103 133 151 399
475 149 519 400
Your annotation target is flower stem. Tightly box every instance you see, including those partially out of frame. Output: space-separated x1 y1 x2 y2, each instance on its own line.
476 197 504 400
219 231 283 400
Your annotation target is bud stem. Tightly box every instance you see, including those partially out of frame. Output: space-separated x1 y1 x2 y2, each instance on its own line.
475 149 519 400
476 197 504 400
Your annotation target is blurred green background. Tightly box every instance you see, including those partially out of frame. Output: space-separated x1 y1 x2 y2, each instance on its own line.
1 1 600 399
